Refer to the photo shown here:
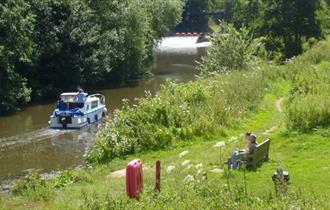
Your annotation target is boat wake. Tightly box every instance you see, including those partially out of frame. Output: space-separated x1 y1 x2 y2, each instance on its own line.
0 128 73 151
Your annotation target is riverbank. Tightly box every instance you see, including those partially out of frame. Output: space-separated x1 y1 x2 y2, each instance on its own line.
1 38 330 209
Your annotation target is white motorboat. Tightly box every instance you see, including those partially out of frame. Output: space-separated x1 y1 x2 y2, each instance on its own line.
49 92 107 129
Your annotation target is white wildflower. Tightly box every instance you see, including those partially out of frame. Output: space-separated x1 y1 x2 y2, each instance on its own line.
179 150 189 158
229 136 238 142
197 169 203 175
186 164 193 169
184 174 194 183
195 163 203 169
166 165 176 173
182 160 191 167
214 141 226 148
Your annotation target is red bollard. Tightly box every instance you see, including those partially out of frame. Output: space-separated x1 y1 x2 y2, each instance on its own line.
126 159 143 198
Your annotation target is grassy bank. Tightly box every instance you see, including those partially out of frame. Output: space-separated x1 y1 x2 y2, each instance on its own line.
1 38 330 209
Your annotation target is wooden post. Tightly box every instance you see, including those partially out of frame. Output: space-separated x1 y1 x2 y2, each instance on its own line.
155 160 161 191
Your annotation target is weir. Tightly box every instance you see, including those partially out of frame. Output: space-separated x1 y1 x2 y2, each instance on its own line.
154 35 211 55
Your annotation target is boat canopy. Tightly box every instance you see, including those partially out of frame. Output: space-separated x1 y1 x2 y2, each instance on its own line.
60 92 87 103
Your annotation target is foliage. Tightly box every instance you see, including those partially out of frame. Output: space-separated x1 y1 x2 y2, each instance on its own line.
52 170 92 188
12 171 51 200
79 183 329 209
197 21 262 76
175 0 210 32
11 169 92 201
230 0 327 61
0 0 184 113
87 67 268 164
285 60 330 132
0 0 34 113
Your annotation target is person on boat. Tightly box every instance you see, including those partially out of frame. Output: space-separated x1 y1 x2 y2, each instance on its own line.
229 133 258 169
76 86 86 108
57 96 67 111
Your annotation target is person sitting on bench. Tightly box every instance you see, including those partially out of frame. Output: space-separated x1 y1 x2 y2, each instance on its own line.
230 133 258 169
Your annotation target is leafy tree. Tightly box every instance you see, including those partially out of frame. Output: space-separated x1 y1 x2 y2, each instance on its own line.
197 21 261 76
0 0 34 113
0 0 184 114
175 0 210 32
231 0 324 60
260 0 322 59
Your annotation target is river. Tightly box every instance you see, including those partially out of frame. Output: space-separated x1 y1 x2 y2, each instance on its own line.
0 36 209 180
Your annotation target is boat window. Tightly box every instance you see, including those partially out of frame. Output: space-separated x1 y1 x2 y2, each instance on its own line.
86 105 90 111
91 101 98 109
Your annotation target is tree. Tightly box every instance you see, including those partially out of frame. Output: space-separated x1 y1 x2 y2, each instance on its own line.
0 0 34 113
231 0 324 60
197 21 261 76
175 0 210 32
0 0 184 114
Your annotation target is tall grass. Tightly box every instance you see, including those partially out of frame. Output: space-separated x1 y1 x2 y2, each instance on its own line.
87 70 269 164
87 22 270 164
283 39 330 132
78 178 330 210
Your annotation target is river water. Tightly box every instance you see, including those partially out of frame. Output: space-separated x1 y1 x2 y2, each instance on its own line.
0 37 209 180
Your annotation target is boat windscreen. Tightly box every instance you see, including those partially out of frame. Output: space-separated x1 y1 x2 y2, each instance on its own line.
68 102 82 109
62 95 77 103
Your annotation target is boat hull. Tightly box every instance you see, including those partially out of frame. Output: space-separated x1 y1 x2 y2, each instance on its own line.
49 107 107 129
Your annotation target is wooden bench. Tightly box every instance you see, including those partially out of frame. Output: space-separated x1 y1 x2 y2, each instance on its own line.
240 139 271 169
227 139 271 170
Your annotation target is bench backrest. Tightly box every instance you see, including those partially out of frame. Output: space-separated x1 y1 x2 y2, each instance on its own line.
252 139 270 163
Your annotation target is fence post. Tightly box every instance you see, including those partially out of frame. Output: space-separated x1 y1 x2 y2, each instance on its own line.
155 160 161 191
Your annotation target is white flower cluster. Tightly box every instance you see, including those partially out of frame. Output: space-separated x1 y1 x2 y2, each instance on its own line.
184 174 195 183
214 141 226 148
166 165 176 173
195 163 203 169
182 160 191 167
179 150 189 158
229 136 238 142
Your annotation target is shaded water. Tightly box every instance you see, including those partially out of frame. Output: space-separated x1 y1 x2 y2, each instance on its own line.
0 37 208 180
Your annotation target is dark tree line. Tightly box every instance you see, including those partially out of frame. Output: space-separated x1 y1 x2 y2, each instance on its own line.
230 0 329 60
175 0 210 32
0 0 184 114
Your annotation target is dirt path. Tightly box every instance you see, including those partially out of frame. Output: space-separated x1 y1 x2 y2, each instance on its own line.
263 97 284 135
275 97 284 113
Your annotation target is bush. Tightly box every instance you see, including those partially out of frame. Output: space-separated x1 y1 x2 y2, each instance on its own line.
285 61 330 132
12 171 52 201
52 170 92 188
87 69 269 164
197 21 262 76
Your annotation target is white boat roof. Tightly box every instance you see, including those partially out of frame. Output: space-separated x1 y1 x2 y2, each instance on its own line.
59 92 104 104
86 97 99 102
61 92 77 96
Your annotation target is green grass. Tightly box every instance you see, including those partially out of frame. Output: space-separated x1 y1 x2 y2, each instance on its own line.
1 87 329 209
1 38 330 210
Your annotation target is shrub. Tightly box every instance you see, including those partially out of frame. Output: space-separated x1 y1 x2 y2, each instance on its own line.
87 69 269 164
285 60 330 132
197 21 262 77
12 171 52 201
52 170 92 189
